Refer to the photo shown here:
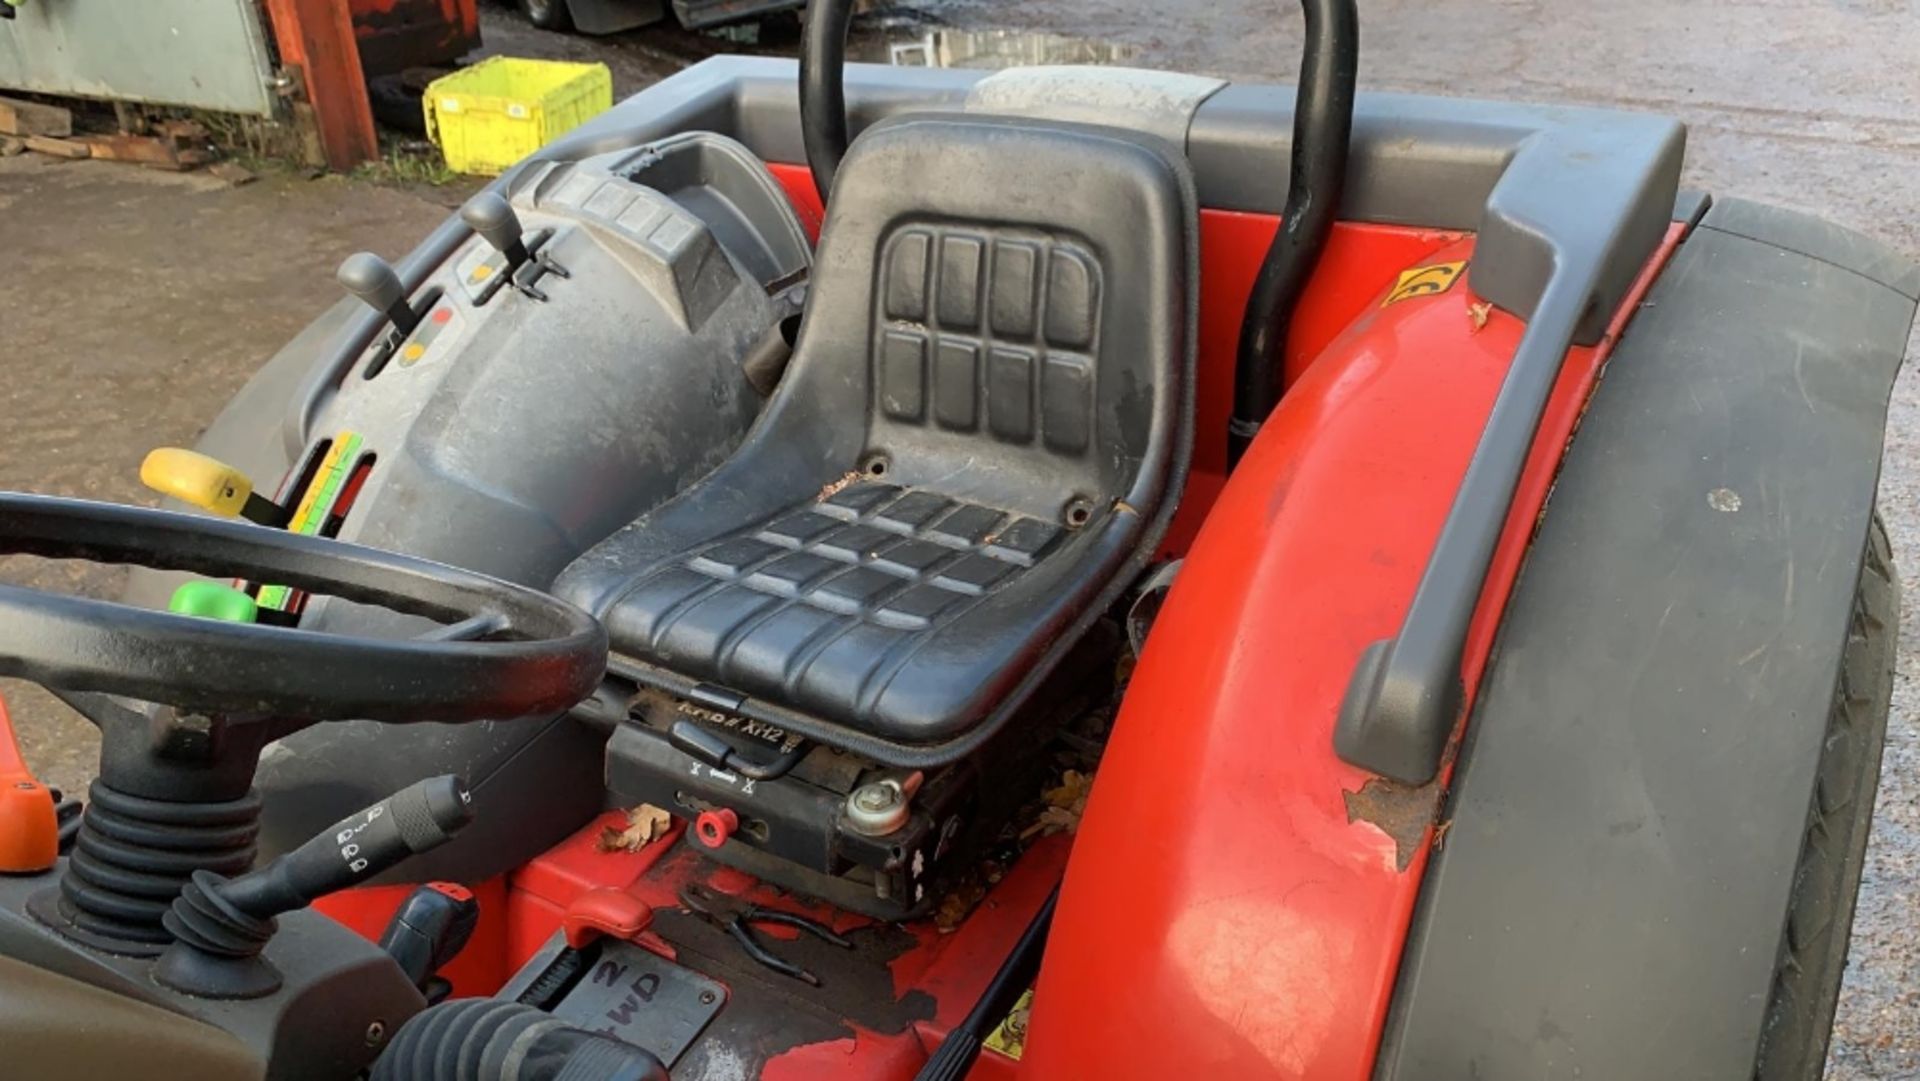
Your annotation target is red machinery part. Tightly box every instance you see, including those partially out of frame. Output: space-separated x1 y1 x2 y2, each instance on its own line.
562 887 655 949
429 881 474 903
348 0 479 76
261 0 379 171
693 808 738 849
1023 225 1686 1080
0 693 57 875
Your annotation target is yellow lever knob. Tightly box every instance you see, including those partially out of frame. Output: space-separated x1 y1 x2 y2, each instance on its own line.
140 448 254 517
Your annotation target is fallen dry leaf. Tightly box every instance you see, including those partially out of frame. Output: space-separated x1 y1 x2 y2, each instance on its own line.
1043 770 1091 810
817 471 863 501
1468 301 1492 331
598 804 674 853
1021 769 1093 839
935 879 990 932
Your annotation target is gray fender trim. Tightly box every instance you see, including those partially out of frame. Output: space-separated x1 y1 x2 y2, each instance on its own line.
1375 199 1915 1079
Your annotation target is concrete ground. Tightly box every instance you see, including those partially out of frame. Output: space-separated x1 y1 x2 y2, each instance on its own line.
0 0 1914 1075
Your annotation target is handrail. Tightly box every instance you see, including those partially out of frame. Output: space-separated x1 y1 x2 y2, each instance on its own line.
798 0 856 204
1333 254 1599 785
1228 0 1359 468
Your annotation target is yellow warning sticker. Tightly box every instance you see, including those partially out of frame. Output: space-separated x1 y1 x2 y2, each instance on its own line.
983 989 1034 1061
1382 260 1468 306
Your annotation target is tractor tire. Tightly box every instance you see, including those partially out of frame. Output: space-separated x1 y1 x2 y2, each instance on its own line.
518 0 574 31
1753 510 1899 1080
367 74 426 136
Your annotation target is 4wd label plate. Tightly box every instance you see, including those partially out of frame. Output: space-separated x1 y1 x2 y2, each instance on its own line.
551 940 727 1066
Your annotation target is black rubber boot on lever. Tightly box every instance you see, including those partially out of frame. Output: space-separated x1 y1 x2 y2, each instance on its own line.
154 774 473 999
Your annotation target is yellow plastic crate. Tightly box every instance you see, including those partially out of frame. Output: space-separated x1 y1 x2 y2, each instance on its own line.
424 57 613 176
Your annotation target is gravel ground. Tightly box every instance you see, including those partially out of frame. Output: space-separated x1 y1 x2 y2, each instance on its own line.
0 0 1914 1074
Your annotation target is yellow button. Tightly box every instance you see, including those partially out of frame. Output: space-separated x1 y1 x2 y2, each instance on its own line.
139 448 252 516
470 264 493 282
402 343 426 363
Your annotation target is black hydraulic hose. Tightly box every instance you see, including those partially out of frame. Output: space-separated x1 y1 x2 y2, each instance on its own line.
1227 0 1360 469
799 0 857 205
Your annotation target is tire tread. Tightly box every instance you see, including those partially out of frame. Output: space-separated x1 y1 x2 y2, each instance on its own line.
1753 511 1899 1081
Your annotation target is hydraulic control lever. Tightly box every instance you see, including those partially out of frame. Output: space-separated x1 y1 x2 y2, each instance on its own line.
139 447 291 527
459 191 569 302
460 192 530 272
380 881 481 1003
338 251 423 336
156 774 474 999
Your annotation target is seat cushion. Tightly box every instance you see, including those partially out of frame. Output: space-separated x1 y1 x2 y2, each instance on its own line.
556 113 1198 762
594 478 1097 745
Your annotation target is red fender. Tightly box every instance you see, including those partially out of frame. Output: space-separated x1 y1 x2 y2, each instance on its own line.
1024 227 1683 1080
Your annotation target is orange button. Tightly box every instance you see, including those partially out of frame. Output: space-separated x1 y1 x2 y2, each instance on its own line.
0 696 57 874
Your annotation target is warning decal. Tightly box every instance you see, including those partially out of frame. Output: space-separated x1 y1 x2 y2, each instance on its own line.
1383 260 1468 306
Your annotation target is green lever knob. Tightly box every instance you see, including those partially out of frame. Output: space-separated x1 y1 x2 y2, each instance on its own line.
168 581 259 624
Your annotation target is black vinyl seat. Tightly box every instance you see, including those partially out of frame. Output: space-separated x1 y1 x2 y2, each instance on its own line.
556 113 1197 763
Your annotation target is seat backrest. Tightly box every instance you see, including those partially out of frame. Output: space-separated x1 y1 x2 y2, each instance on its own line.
769 113 1196 526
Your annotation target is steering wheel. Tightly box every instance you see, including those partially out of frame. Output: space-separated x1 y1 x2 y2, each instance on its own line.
0 493 606 723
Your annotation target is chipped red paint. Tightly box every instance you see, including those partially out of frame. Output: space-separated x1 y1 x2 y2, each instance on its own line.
1024 224 1687 1081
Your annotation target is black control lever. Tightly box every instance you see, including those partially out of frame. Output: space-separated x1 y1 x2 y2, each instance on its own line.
155 775 473 999
338 251 423 336
460 192 530 272
670 719 808 782
459 191 569 302
379 881 481 1003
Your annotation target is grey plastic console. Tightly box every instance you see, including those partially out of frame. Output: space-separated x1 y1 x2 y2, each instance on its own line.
123 128 810 883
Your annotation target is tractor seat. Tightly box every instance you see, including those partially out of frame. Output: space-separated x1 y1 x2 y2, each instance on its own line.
556 113 1196 762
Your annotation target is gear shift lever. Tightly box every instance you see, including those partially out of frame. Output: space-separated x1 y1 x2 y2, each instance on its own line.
337 252 422 336
460 192 530 272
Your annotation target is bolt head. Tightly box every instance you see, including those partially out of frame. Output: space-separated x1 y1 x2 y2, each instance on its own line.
853 784 900 812
365 1021 386 1046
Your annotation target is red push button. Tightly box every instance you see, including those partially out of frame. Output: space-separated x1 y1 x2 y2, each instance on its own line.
694 808 738 849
